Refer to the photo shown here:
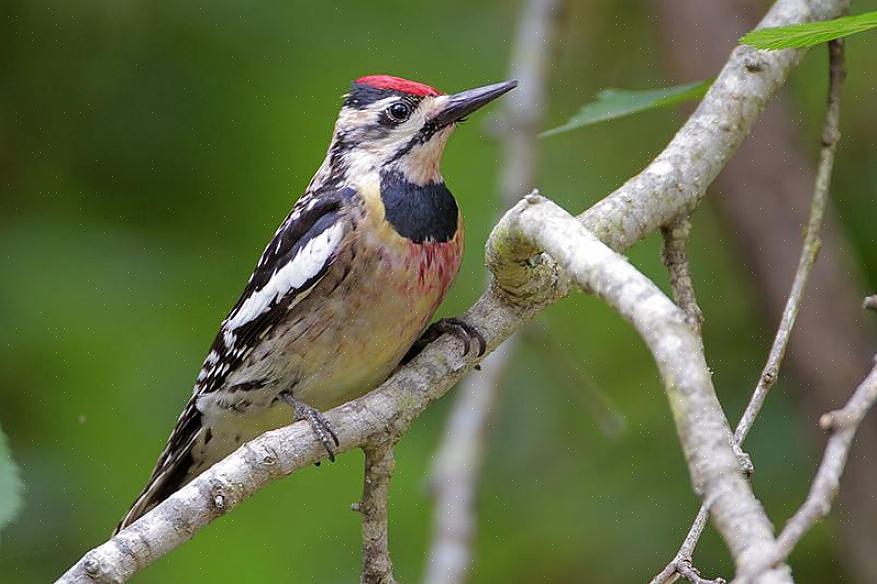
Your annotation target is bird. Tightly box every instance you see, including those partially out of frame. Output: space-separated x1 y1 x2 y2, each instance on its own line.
115 74 517 532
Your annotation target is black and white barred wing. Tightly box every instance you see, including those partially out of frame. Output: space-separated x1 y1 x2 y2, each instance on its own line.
197 187 355 395
115 187 355 533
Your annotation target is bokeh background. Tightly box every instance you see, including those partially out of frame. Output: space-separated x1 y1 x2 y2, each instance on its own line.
3 0 877 582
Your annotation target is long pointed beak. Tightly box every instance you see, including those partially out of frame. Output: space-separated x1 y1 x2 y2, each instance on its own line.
433 80 518 127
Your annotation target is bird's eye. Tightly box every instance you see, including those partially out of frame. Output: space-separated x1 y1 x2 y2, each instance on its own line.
387 102 412 123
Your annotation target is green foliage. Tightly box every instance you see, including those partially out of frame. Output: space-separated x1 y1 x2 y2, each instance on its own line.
740 11 877 49
541 80 712 137
0 426 23 539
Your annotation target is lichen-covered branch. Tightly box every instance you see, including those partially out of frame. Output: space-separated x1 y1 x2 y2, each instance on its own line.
358 442 397 584
54 0 848 582
652 36 846 584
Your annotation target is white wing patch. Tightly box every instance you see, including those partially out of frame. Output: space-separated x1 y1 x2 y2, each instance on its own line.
225 222 345 331
222 329 236 348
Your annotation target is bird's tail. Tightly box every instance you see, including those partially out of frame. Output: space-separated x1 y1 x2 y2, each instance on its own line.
114 399 203 534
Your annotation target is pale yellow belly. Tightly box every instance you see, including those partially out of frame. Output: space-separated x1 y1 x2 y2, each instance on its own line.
281 249 449 410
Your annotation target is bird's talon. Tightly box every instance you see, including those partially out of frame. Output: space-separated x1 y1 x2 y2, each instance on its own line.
281 392 338 462
402 317 485 363
328 424 340 448
473 330 486 357
460 329 472 356
434 317 484 359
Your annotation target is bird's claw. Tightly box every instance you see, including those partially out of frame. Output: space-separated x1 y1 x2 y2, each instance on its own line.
280 392 340 462
435 317 487 357
403 317 486 364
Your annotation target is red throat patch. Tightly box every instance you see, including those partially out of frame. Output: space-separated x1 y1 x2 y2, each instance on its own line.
355 75 444 97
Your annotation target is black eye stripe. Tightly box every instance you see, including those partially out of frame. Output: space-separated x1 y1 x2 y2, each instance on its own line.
389 118 443 162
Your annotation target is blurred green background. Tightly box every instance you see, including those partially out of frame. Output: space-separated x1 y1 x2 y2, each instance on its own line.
2 0 877 582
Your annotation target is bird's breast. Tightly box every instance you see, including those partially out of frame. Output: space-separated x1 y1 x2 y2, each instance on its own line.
358 214 463 321
284 220 463 410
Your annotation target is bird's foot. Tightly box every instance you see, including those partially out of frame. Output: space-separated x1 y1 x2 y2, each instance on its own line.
280 392 340 462
403 317 487 364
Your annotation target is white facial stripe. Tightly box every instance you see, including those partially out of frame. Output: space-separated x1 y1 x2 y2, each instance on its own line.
400 127 451 185
226 222 345 330
334 97 395 129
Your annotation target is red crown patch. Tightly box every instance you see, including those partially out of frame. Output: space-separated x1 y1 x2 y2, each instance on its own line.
354 75 444 97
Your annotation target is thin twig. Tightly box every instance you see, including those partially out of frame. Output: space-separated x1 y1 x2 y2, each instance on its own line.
358 442 397 584
661 215 704 335
650 506 710 584
778 362 877 559
652 38 846 584
737 358 877 583
677 558 727 584
735 38 844 445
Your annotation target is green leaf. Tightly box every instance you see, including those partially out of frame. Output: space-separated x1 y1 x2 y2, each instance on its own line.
0 425 23 539
541 79 712 138
740 11 877 50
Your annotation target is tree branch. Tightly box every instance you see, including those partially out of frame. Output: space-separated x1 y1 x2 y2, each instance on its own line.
734 38 844 448
677 558 727 584
650 507 712 584
651 1 876 577
651 36 846 584
358 442 397 584
661 215 704 335
493 194 789 582
55 1 848 582
737 358 877 583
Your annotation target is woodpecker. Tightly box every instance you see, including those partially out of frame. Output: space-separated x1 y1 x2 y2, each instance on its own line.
115 75 516 532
